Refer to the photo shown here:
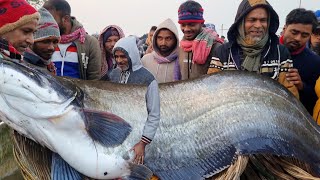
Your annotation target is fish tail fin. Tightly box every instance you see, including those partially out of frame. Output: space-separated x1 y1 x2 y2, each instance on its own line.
122 163 153 180
51 152 82 180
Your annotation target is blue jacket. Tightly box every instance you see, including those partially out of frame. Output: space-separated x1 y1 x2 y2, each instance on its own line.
292 48 320 114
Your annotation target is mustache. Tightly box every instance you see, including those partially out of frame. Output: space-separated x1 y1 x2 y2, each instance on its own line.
289 40 301 46
159 46 169 49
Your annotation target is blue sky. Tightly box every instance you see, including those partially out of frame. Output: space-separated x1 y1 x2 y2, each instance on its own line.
66 0 318 37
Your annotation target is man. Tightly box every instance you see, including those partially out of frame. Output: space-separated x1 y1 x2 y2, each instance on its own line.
141 18 181 83
221 35 228 43
138 25 157 58
43 0 101 80
281 8 320 115
24 7 60 75
0 0 39 60
98 25 125 79
308 10 320 56
109 36 160 165
0 1 52 179
178 0 221 80
207 0 299 98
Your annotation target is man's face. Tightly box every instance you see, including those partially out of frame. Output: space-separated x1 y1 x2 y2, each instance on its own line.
105 35 120 54
114 50 129 71
244 7 268 44
283 23 312 52
180 22 202 40
47 9 67 35
311 28 320 49
156 29 177 56
149 30 155 42
32 37 59 60
1 19 38 53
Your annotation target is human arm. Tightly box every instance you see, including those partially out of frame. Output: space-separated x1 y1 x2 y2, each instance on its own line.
132 80 160 164
86 36 102 80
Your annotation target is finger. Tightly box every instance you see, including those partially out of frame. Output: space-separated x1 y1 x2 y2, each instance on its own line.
134 154 138 161
288 68 298 73
292 81 302 85
134 157 140 164
287 75 301 81
141 156 144 164
135 157 141 164
286 72 298 77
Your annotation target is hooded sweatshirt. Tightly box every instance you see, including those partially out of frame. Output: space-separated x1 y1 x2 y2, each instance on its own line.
98 25 125 79
210 0 291 79
141 18 181 83
109 36 160 143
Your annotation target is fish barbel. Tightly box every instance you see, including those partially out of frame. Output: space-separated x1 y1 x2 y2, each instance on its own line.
0 59 319 179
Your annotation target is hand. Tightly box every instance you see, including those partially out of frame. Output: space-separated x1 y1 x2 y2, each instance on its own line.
146 44 153 54
286 68 303 90
131 141 147 164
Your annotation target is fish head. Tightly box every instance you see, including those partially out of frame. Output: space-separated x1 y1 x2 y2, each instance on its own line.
0 58 77 137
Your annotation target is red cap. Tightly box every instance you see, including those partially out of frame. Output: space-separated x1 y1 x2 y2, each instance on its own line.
0 0 40 35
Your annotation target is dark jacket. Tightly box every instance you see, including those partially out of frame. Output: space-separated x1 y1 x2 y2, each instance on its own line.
52 18 101 80
211 0 291 80
24 50 56 75
179 29 221 80
292 48 320 114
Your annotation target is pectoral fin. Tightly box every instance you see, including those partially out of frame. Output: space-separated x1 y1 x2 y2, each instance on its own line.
51 153 82 180
83 109 132 147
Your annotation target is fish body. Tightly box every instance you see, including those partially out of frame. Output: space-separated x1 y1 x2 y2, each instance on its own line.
0 59 319 179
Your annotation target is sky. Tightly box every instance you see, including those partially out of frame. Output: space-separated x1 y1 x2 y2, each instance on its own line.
64 0 319 38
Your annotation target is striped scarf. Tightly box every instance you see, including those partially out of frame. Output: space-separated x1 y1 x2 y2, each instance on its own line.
152 50 181 81
60 27 86 44
0 38 22 60
180 28 217 64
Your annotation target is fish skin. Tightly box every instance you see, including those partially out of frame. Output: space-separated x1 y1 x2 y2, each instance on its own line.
72 70 320 179
0 59 320 179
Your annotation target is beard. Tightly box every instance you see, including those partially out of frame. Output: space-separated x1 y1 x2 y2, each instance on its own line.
244 35 264 45
159 45 175 56
59 26 66 35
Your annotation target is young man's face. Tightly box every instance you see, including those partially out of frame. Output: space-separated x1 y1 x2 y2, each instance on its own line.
105 35 120 54
180 22 202 41
114 50 129 71
156 29 177 56
283 23 312 52
32 37 59 60
1 19 38 53
47 9 67 35
244 7 268 44
311 28 320 49
148 30 155 42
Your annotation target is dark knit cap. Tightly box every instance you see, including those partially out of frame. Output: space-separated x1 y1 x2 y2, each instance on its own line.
178 0 204 24
103 27 120 44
